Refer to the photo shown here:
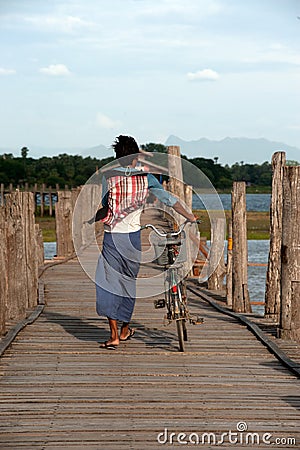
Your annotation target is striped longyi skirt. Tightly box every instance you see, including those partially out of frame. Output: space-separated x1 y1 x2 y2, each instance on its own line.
95 230 141 322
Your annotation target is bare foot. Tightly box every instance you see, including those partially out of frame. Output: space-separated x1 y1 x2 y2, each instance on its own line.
120 327 135 341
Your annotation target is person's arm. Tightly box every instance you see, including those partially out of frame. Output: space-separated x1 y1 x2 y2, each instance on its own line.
101 176 109 207
172 200 197 222
147 174 197 222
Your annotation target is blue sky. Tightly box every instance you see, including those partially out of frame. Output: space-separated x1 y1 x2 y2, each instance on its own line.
1 0 300 159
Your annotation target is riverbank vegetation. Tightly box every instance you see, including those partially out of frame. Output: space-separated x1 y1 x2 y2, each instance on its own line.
36 211 270 242
36 217 56 242
2 144 296 191
193 210 270 241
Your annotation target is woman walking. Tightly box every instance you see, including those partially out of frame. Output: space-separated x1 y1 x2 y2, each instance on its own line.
95 135 196 349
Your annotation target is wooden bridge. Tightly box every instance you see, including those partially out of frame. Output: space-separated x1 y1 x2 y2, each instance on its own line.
1 212 300 449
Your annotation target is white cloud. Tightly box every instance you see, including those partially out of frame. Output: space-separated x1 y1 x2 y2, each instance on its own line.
24 15 94 33
96 113 121 129
0 68 16 75
187 69 219 81
39 64 71 76
242 44 300 66
138 0 223 22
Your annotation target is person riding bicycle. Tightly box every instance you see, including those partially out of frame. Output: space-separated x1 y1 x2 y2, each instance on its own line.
95 135 196 350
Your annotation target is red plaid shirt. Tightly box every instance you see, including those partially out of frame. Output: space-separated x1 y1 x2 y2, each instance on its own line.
102 174 148 227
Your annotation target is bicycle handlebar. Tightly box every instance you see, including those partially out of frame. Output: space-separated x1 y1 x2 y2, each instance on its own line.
140 219 201 237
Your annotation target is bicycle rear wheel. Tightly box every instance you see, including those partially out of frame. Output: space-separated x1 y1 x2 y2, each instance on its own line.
178 282 188 342
176 319 185 352
182 319 188 341
169 272 187 351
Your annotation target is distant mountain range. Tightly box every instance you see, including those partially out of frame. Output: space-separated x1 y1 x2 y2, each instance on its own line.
2 136 299 165
165 136 300 165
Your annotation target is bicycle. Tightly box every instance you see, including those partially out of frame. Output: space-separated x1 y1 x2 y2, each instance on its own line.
141 219 203 352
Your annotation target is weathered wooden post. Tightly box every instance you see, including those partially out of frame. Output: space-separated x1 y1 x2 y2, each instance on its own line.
33 183 37 213
49 186 53 217
184 184 193 213
55 189 80 257
232 182 252 313
161 180 168 219
167 146 195 272
0 192 40 331
167 145 185 224
183 184 195 275
0 207 7 335
207 218 226 291
1 183 4 206
279 165 300 341
35 224 45 267
56 190 74 257
72 184 102 251
226 219 233 307
265 152 286 321
21 192 39 308
5 193 27 320
40 183 45 217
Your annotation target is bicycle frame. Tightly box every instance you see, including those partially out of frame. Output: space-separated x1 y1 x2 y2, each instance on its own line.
141 220 201 351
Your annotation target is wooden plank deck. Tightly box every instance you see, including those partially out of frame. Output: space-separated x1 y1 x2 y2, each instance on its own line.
1 215 300 448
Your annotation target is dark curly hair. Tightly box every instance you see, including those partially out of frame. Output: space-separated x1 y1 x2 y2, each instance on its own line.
112 135 140 166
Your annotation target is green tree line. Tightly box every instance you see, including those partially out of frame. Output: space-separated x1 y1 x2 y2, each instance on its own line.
1 143 294 190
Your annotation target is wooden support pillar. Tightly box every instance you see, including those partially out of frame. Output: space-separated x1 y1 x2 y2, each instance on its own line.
40 183 45 217
22 192 39 309
33 183 37 213
207 218 226 291
265 152 286 321
232 182 252 313
167 146 184 196
167 145 196 274
167 145 185 226
279 165 300 341
161 180 168 219
55 189 80 257
56 191 73 257
35 224 45 267
0 207 7 335
226 219 233 307
1 192 40 329
184 184 194 275
5 193 28 320
49 186 53 217
0 183 4 206
76 184 101 249
184 184 193 213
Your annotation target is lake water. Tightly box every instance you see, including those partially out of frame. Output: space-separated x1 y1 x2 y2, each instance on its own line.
44 242 57 260
44 239 269 315
238 240 268 315
37 192 270 212
193 193 271 211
